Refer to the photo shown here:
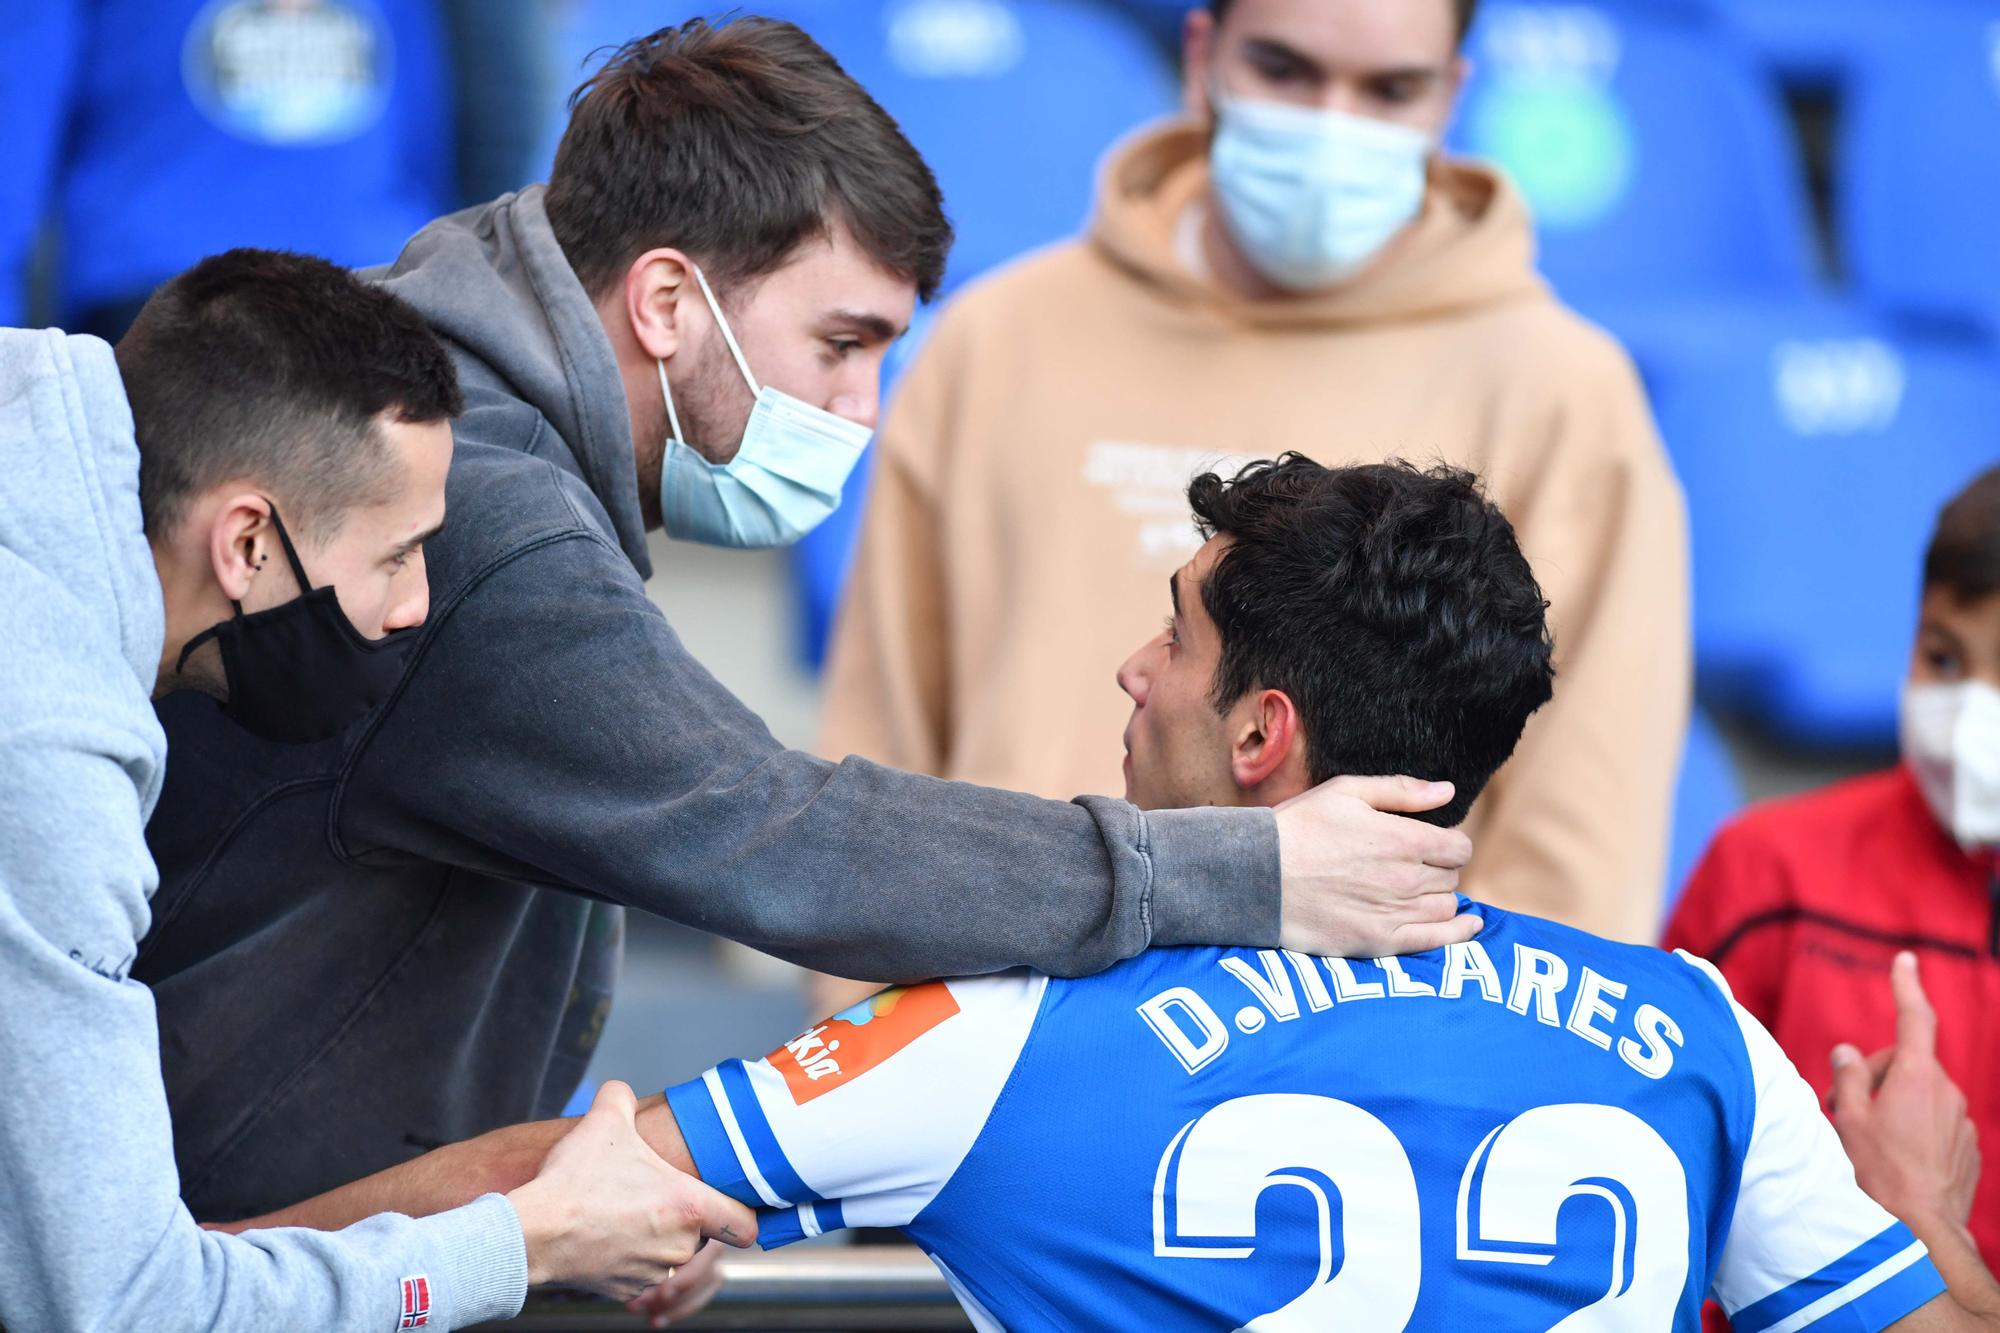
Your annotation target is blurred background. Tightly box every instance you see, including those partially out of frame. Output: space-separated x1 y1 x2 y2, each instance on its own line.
7 0 1995 1101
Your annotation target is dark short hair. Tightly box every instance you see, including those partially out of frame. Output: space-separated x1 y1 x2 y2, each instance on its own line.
1925 465 2000 602
1210 0 1481 44
546 17 952 302
1188 456 1554 826
116 248 462 542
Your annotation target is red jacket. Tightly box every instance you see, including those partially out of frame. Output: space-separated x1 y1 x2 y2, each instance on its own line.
1665 765 2000 1266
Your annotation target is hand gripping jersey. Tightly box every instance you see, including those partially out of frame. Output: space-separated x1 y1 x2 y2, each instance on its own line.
667 904 1945 1331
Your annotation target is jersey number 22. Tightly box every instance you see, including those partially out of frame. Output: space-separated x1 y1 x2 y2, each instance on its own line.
1153 1094 1690 1330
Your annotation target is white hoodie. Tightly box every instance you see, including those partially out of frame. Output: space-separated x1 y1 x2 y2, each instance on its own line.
0 327 526 1332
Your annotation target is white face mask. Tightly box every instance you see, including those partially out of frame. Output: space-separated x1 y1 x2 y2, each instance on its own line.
1208 91 1433 292
656 264 871 548
1901 680 2000 849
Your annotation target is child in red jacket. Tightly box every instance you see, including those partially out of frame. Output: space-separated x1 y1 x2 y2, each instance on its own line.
1667 464 2000 1265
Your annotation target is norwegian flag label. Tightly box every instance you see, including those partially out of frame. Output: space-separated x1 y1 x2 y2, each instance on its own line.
398 1274 431 1329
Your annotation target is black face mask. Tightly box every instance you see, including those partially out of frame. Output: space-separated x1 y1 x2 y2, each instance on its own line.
176 505 420 744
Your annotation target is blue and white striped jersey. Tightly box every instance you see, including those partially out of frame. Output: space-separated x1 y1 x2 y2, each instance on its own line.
666 902 1946 1331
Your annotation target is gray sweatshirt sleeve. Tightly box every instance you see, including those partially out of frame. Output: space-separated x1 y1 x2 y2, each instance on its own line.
339 529 1282 981
0 569 528 1332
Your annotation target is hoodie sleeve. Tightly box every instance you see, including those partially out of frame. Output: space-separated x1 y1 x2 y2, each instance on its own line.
338 508 1279 982
1465 328 1690 943
0 558 529 1333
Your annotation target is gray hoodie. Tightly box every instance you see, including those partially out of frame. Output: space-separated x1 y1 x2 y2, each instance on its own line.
137 188 1283 1223
0 328 527 1332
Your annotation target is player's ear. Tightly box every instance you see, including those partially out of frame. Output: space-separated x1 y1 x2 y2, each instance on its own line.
1230 689 1302 792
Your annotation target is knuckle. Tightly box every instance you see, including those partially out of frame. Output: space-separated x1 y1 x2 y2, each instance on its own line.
670 1197 706 1234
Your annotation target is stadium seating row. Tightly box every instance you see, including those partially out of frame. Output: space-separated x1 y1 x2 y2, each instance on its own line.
1453 0 1999 752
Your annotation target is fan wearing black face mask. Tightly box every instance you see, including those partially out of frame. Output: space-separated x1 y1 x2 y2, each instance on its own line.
171 501 421 744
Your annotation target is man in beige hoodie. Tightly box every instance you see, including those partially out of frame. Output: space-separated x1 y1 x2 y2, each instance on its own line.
820 0 1689 947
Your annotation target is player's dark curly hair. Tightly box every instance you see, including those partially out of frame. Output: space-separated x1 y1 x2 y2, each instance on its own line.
1187 456 1554 827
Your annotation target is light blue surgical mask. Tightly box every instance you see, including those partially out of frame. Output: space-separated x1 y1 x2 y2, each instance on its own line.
657 265 872 548
1209 92 1433 292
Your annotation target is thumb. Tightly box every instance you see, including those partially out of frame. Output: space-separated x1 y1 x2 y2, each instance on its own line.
688 1177 759 1248
1829 1044 1873 1120
587 1079 641 1130
1890 951 1937 1060
1317 774 1456 815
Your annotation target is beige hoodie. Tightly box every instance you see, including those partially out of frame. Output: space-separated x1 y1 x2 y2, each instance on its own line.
821 122 1691 942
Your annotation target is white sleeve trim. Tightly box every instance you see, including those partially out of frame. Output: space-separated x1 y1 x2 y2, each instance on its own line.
1760 1242 1928 1333
703 1066 787 1208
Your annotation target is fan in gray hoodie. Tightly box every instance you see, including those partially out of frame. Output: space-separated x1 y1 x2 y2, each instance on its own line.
0 252 751 1331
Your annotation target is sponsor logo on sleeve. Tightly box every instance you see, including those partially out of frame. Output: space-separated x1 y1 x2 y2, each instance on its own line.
767 982 961 1105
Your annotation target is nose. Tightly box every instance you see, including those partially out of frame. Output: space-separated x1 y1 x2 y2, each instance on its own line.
828 388 879 432
380 552 431 634
1319 78 1370 118
1117 634 1161 707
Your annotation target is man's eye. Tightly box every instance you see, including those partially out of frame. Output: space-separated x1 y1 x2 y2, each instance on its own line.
1371 76 1426 104
1163 616 1181 647
1250 59 1309 85
827 338 863 359
1925 647 1964 678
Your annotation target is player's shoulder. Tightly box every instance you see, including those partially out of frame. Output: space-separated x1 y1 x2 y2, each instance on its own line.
831 971 1053 1081
1473 904 1751 1046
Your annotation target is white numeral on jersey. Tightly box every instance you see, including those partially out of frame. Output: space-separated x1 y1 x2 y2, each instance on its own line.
1153 1093 1421 1329
1154 1096 1691 1330
1458 1104 1690 1329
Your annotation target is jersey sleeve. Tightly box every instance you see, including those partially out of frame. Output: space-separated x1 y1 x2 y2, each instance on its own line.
665 970 1048 1247
1682 953 1946 1332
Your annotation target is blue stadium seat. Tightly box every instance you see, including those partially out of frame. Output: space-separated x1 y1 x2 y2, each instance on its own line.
1451 2 1817 318
1665 709 1742 920
1646 300 2000 747
1717 0 1969 88
1111 0 1193 48
0 1 79 326
1839 0 2000 341
55 0 454 329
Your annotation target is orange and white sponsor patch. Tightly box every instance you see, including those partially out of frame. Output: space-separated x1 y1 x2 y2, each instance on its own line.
768 981 962 1105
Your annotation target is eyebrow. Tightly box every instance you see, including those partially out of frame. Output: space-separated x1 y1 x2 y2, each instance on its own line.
393 519 446 558
1169 570 1183 622
1918 618 1967 644
1242 36 1327 80
1242 36 1446 83
824 309 904 343
1371 65 1447 84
